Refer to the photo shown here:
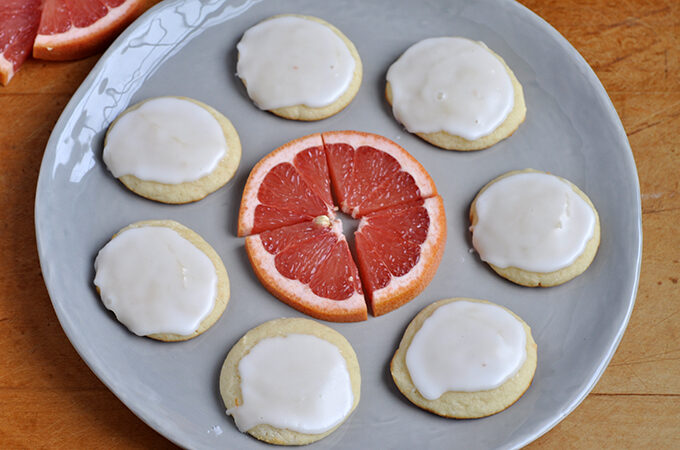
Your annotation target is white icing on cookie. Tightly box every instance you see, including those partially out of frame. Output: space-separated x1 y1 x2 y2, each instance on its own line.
227 333 353 434
103 97 227 184
387 37 514 140
405 300 526 398
472 172 596 272
94 226 217 336
236 16 355 110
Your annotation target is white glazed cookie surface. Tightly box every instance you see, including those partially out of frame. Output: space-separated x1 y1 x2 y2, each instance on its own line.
94 220 230 342
391 298 537 419
237 14 362 121
470 169 601 287
405 300 527 398
220 318 361 445
104 97 241 204
386 37 525 150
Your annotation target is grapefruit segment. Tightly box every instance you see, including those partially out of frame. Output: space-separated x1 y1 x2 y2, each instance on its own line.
355 196 447 316
323 130 437 217
33 0 146 61
240 131 446 321
246 219 367 322
0 0 42 85
238 133 334 236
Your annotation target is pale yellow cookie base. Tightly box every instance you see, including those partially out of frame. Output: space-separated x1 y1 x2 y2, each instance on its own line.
240 14 363 122
102 220 230 342
107 97 242 204
219 318 361 446
385 45 526 151
391 298 537 419
470 169 601 287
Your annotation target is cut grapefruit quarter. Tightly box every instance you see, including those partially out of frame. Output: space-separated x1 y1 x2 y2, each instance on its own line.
323 130 437 217
0 0 42 85
355 196 447 316
238 133 335 237
239 131 447 321
33 0 147 61
245 218 367 322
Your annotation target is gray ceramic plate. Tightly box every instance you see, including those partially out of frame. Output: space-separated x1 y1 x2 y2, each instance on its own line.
35 0 642 448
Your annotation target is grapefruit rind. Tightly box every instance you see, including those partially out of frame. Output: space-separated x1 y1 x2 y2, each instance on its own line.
33 0 145 61
238 133 333 237
245 221 367 323
358 196 447 316
0 55 14 86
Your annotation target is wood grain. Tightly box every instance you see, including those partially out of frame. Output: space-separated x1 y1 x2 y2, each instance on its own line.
0 0 678 448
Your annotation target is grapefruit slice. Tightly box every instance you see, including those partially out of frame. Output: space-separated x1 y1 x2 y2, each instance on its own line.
34 0 147 61
238 133 335 237
239 130 447 321
323 130 437 217
245 218 367 322
355 196 446 316
0 0 42 86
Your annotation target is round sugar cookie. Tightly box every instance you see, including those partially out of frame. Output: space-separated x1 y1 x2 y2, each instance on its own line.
470 169 601 287
103 96 241 204
391 298 537 419
220 318 361 445
385 37 526 151
94 220 230 342
236 14 362 121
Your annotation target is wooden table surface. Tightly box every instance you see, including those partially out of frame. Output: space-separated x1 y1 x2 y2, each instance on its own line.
1 0 678 448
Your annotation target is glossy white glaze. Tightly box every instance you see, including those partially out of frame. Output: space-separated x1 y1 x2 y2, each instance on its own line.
236 16 355 109
94 226 217 336
472 172 596 272
406 300 526 398
103 97 227 183
227 333 353 434
387 37 514 140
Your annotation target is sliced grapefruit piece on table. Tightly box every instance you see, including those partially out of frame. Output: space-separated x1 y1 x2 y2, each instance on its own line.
33 0 146 61
323 130 437 217
239 130 446 321
245 217 367 322
238 133 335 237
0 0 42 86
355 196 447 316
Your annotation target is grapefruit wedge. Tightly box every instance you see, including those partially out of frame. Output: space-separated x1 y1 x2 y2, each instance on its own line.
245 218 367 322
0 0 42 85
0 0 147 85
239 130 447 321
34 0 147 61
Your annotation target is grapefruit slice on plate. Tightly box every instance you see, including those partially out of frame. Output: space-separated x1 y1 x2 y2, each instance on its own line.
239 130 447 321
34 0 147 61
0 0 42 85
238 133 335 236
324 130 437 217
355 196 446 316
245 218 367 322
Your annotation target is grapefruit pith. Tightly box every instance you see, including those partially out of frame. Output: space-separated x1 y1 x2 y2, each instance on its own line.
239 131 447 321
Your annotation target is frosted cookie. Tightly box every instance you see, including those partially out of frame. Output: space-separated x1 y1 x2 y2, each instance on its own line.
236 14 362 121
94 220 229 341
103 96 241 204
220 318 360 445
470 169 600 287
391 298 537 418
386 37 526 151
